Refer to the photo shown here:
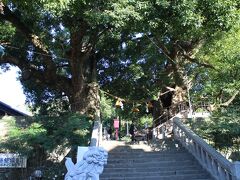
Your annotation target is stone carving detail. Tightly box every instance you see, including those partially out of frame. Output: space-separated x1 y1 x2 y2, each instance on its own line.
65 147 108 180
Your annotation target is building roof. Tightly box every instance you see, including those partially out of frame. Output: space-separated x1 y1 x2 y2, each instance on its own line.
0 101 27 116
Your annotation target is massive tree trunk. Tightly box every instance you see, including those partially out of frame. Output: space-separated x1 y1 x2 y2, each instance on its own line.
70 82 100 117
68 59 100 117
67 29 100 116
156 40 190 120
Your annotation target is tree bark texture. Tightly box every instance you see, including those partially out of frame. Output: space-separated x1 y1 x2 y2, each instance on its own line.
68 29 100 116
70 82 100 117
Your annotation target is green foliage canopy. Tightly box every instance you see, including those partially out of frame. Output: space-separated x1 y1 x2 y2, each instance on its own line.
0 0 239 115
0 113 91 156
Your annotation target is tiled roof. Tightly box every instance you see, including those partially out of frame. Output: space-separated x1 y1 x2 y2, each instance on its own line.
0 101 27 116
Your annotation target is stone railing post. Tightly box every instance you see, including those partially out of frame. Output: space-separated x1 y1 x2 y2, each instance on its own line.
232 161 240 180
173 117 234 179
160 126 165 139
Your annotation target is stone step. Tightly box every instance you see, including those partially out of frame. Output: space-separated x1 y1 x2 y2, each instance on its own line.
108 149 186 156
100 173 212 180
101 140 183 152
101 169 208 178
105 159 198 168
107 153 194 162
0 169 6 173
107 159 194 165
101 138 213 180
106 141 182 148
103 164 204 173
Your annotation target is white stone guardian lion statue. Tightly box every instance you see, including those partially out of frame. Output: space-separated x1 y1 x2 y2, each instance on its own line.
64 147 108 180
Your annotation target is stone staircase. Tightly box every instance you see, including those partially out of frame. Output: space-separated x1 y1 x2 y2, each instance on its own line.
100 138 214 180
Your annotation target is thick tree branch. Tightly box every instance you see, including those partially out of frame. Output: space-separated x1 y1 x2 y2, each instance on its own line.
154 37 171 55
0 54 20 66
1 53 71 94
176 43 215 69
0 1 3 15
220 91 239 107
0 3 65 89
209 90 239 111
0 5 48 53
145 35 176 64
0 4 58 77
182 54 215 69
89 26 109 50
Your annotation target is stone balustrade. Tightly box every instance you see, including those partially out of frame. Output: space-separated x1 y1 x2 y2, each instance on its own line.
173 117 240 180
64 111 108 180
89 113 102 147
152 116 173 140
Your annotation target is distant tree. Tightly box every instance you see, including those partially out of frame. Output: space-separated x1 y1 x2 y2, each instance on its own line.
99 0 240 117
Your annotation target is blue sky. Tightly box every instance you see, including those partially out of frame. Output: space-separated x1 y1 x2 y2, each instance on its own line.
0 66 30 114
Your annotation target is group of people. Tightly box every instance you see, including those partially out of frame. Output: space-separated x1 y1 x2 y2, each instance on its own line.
130 123 152 143
104 122 151 142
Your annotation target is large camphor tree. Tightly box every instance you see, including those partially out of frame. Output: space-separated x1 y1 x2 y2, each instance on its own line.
145 0 239 115
99 0 239 118
0 0 138 115
0 0 239 116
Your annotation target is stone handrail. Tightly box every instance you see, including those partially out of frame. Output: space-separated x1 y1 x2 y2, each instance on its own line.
90 115 102 147
173 117 240 180
152 116 172 140
64 109 107 180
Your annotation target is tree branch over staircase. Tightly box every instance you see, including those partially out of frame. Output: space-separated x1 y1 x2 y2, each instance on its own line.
182 53 215 69
0 2 73 94
0 4 48 54
220 90 239 107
